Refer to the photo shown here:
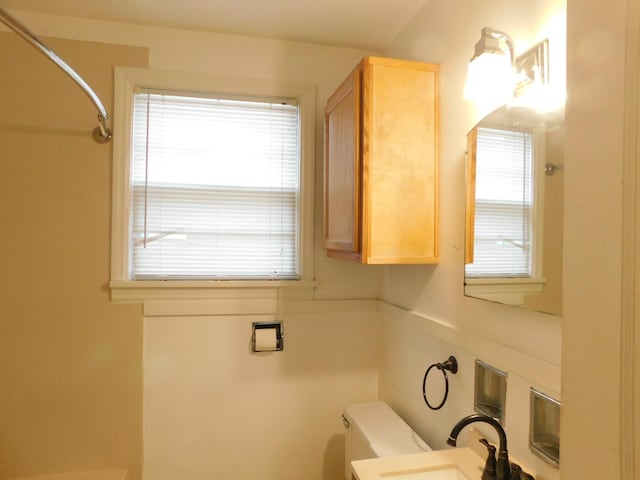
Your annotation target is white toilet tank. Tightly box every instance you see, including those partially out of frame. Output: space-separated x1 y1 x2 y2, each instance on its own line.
342 401 431 480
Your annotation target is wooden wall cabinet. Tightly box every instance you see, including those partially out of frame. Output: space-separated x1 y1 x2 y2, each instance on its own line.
324 56 439 264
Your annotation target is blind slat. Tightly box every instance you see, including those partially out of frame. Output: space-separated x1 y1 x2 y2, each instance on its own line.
466 127 534 278
130 92 300 279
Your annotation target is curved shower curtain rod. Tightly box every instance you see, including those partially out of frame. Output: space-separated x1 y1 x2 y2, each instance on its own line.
0 7 112 143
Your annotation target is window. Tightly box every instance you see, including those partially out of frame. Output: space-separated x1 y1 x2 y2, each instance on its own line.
110 68 315 301
131 92 299 279
466 126 534 278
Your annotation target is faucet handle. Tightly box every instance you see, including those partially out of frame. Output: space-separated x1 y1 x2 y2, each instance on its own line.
509 462 522 480
479 438 497 480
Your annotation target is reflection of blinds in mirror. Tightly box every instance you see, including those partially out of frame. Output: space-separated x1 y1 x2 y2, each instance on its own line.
466 127 533 278
130 91 300 279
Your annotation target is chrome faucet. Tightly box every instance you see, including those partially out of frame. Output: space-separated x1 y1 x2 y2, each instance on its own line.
447 414 510 480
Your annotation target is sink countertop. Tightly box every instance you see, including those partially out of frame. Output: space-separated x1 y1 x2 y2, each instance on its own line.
351 447 485 480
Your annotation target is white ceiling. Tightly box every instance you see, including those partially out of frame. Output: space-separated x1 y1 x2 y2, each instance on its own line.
0 0 430 50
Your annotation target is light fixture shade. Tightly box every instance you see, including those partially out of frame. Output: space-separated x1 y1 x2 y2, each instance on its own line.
464 27 516 107
464 50 515 104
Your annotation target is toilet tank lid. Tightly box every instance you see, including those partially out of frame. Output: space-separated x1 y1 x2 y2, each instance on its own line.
343 401 431 457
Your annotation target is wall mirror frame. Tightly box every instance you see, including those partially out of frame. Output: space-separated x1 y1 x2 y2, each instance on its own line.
464 102 564 316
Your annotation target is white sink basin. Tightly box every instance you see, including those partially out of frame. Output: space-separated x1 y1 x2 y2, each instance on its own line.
352 447 484 480
379 465 470 480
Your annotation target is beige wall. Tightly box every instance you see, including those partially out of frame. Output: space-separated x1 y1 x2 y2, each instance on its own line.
381 0 563 365
378 0 631 479
0 34 148 479
563 0 626 477
377 0 566 478
0 8 385 301
0 13 383 480
143 304 379 480
1 1 633 479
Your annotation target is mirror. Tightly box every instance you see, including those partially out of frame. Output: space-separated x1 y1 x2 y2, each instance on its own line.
464 103 564 316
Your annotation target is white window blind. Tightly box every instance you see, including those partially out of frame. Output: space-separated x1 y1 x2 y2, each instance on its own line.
130 91 300 280
466 127 533 278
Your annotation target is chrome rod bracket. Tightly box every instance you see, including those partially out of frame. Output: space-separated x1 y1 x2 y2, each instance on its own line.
93 114 113 143
544 162 564 176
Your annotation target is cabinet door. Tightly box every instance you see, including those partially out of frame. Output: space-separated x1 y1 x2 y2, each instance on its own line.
362 58 439 263
324 66 362 259
465 127 477 264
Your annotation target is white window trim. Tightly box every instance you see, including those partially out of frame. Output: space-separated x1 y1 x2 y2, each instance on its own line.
465 276 546 306
465 128 547 307
465 125 547 301
531 126 546 280
465 276 546 290
110 67 316 304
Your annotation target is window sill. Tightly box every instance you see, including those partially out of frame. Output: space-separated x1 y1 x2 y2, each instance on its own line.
464 277 546 306
109 279 317 306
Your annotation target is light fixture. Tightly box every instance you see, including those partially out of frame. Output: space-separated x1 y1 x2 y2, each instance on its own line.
464 27 515 103
464 27 549 106
515 40 549 95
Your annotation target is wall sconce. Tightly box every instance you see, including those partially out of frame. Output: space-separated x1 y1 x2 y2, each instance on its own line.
465 27 549 105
